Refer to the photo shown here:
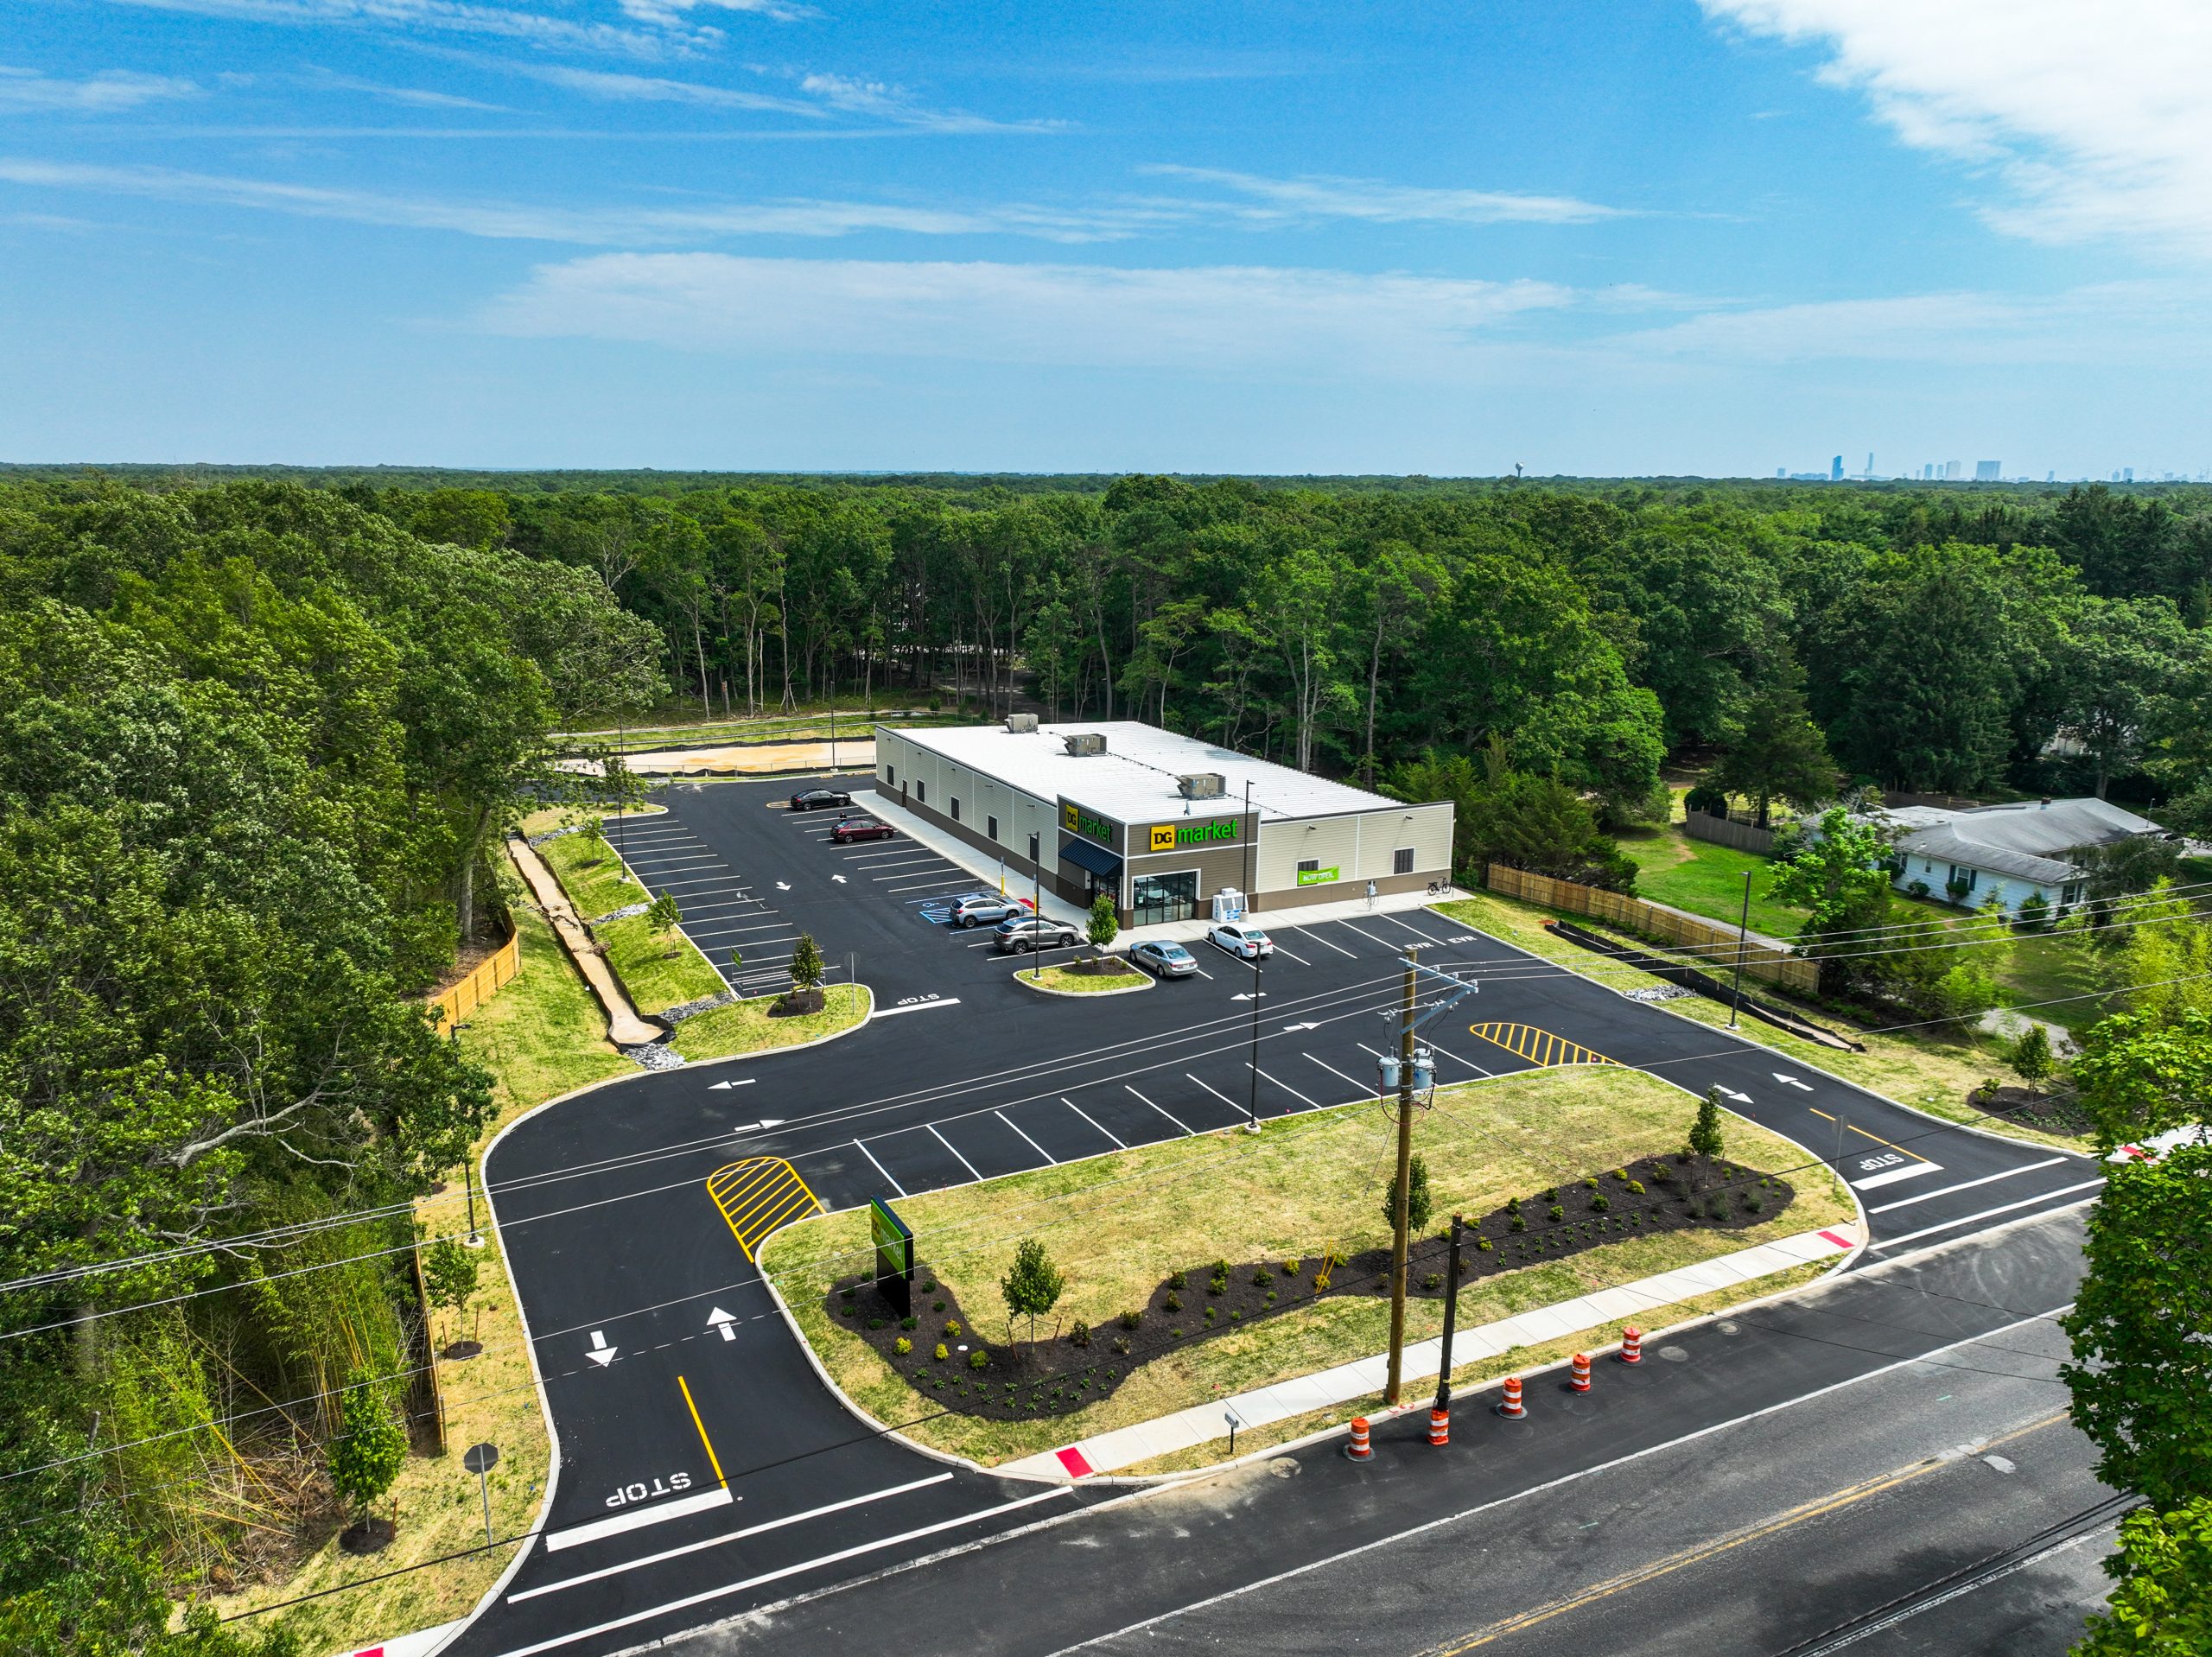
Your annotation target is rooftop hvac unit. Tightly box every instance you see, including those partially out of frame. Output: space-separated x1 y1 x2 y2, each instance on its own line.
1004 714 1039 733
1062 732 1107 757
1177 771 1226 800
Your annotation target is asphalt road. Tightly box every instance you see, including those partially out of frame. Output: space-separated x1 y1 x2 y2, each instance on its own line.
452 778 2107 1657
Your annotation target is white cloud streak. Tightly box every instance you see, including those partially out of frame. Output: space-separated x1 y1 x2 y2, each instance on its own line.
478 253 1578 375
105 0 717 60
0 65 202 111
1143 166 1630 226
512 63 823 116
1702 1 2212 257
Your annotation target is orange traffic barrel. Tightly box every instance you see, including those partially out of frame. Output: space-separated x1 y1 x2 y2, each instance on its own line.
1428 1406 1449 1447
1569 1351 1592 1393
1618 1326 1643 1365
1497 1375 1525 1419
1345 1415 1373 1459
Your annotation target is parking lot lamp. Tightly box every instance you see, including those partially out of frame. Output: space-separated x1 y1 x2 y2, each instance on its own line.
1243 781 1261 1133
1384 948 1417 1404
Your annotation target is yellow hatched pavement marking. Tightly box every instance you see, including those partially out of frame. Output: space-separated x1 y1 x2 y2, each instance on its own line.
705 1157 821 1260
1466 1021 1618 1069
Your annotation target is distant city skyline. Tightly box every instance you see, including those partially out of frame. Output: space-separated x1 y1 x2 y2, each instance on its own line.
3 3 2209 470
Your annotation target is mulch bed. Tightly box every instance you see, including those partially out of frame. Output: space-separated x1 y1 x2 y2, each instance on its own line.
828 1152 1794 1421
771 988 826 1017
1971 1082 2094 1140
338 1516 396 1556
1062 955 1134 976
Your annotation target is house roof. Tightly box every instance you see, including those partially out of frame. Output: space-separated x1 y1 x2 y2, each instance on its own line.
1893 796 2165 885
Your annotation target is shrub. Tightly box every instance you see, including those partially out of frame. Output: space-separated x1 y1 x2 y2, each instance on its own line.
933 1343 950 1362
1284 1258 1301 1276
900 1316 918 1330
1649 1164 1672 1184
969 1349 989 1370
1111 1335 1131 1355
1476 1238 1493 1252
1264 1292 1276 1305
840 1286 855 1299
1209 1273 1228 1296
868 1317 885 1330
1627 1180 1645 1195
1582 1178 1599 1190
1070 1320 1091 1347
1745 1194 1764 1213
1611 1168 1628 1182
1119 1308 1142 1330
1230 1309 1243 1322
1212 1258 1230 1278
1592 1195 1611 1212
1510 1216 1527 1233
1168 1268 1188 1290
922 1279 937 1292
1252 1267 1272 1287
1164 1292 1183 1312
1422 1273 1442 1292
894 1337 912 1355
944 1319 962 1337
1504 1196 1521 1213
1548 1205 1565 1222
1686 784 1729 817
1541 1187 1558 1203
1203 1305 1217 1323
932 1299 946 1312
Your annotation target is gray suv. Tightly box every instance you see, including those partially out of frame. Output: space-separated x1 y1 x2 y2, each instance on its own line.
950 892 1032 928
993 916 1082 954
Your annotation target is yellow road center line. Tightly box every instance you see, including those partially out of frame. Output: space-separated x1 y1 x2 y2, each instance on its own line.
1421 1412 2070 1655
1808 1108 1930 1163
677 1375 727 1489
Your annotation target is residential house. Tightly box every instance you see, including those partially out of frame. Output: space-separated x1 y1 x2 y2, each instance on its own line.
1886 797 2168 916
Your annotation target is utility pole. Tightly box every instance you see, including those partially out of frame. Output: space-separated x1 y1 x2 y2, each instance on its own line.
1729 870 1751 1029
1384 946 1418 1406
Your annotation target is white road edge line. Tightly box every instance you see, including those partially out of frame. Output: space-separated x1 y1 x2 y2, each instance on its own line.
513 1473 956 1598
1034 1305 2076 1656
996 1110 1058 1165
927 1123 985 1182
486 1489 1072 1654
1063 1098 1126 1149
1867 1158 2069 1216
853 1140 907 1197
1865 1179 2106 1252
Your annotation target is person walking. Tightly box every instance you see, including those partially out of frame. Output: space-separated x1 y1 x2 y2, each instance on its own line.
1365 879 1377 910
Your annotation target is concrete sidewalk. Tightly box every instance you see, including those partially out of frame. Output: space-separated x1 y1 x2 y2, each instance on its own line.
999 1222 1861 1482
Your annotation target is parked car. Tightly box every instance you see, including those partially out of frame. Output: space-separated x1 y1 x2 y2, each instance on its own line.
1129 939 1198 978
830 816 896 844
1207 921 1274 960
790 787 854 812
993 916 1082 954
950 892 1033 928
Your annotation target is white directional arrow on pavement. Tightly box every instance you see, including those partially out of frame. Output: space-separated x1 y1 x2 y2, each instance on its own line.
709 1079 756 1090
1282 1021 1320 1032
776 880 791 891
1231 992 1267 1002
1773 1073 1814 1091
724 1119 786 1134
1714 1085 1753 1103
831 874 847 883
707 1306 738 1343
587 1330 616 1367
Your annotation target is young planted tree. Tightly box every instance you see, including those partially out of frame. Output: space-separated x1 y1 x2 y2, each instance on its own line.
1689 1089 1728 1161
645 890 683 931
423 1235 481 1349
784 931 825 1012
2009 1024 2055 1086
328 1370 410 1548
1000 1238 1065 1355
1086 892 1119 962
1382 1153 1433 1236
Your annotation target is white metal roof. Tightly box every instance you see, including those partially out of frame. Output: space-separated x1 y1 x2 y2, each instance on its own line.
882 720 1431 824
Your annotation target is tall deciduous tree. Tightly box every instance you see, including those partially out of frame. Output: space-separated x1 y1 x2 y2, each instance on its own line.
1768 807 1897 998
1707 648 1840 826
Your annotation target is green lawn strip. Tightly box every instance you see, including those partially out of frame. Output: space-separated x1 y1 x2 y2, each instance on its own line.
671 983 871 1062
1432 892 2092 1152
537 826 653 919
760 1066 1852 1467
1112 1258 1836 1476
1018 964 1151 993
1616 823 1811 940
533 825 726 1015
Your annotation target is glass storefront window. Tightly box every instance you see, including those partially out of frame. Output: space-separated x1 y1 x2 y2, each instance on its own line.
1133 870 1198 926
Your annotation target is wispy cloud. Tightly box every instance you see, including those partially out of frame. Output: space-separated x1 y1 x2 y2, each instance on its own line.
798 73 1064 134
0 65 202 111
477 253 1580 375
308 70 507 110
0 156 1141 243
511 62 823 116
1702 0 2212 257
105 0 715 60
1143 165 1631 226
613 0 811 25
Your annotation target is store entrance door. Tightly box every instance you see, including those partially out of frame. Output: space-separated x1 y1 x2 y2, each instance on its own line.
1132 870 1198 927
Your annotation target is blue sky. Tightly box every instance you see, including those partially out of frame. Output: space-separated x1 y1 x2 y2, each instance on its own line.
3 0 2206 474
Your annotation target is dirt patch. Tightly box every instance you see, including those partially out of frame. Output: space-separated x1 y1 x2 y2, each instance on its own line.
1972 1082 2095 1140
1064 955 1131 976
828 1153 1793 1422
337 1517 396 1557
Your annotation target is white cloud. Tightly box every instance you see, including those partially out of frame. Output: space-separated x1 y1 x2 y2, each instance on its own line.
1702 1 2212 257
0 66 202 111
105 0 709 60
512 63 823 116
0 156 1145 243
477 253 1577 375
797 73 1062 134
614 0 810 24
1143 166 1630 226
309 71 506 110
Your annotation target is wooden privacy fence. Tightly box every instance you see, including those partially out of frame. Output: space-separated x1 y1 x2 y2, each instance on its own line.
1681 811 1778 856
427 922 519 1036
1485 864 1820 996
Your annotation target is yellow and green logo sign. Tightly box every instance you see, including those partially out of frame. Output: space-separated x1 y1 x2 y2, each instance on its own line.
1296 865 1340 886
1062 801 1116 844
1147 817 1239 854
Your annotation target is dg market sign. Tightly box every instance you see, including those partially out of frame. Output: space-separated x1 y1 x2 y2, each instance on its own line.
1147 817 1239 853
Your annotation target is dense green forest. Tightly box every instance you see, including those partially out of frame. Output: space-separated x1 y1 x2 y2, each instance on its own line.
3 468 2210 1647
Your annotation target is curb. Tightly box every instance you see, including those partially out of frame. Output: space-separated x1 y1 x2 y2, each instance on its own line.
1010 966 1154 999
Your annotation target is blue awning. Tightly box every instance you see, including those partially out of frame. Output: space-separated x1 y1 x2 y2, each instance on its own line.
1058 835 1123 879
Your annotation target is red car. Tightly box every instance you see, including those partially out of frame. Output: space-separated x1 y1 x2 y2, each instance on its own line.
831 817 897 844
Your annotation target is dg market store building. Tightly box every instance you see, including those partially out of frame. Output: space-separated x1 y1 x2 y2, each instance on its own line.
871 719 1455 926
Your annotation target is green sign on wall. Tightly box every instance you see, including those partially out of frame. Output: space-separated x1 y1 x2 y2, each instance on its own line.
1296 866 1340 886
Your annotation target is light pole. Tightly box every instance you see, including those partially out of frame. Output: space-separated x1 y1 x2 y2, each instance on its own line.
1384 947 1417 1405
1729 869 1751 1028
1243 781 1261 1133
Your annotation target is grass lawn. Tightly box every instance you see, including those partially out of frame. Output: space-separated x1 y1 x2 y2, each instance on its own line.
1433 892 2093 1152
534 826 728 1016
1617 823 1809 940
1015 962 1152 994
672 982 871 1062
760 1065 1852 1468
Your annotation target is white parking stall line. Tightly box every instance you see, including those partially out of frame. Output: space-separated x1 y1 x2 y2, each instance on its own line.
1866 1158 2069 1215
853 1140 907 1197
995 1111 1058 1165
1377 911 1452 945
647 877 742 893
683 922 789 940
1337 920 1404 951
1426 1038 1492 1078
1306 1052 1374 1094
891 879 967 894
490 1489 1076 1655
927 1125 985 1183
1185 1072 1247 1118
1063 1098 1126 1149
1267 940 1313 966
1288 926 1358 958
1189 963 1215 980
624 855 725 873
516 1473 959 1600
1863 1178 2106 1253
1128 1085 1192 1137
1255 1067 1319 1109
